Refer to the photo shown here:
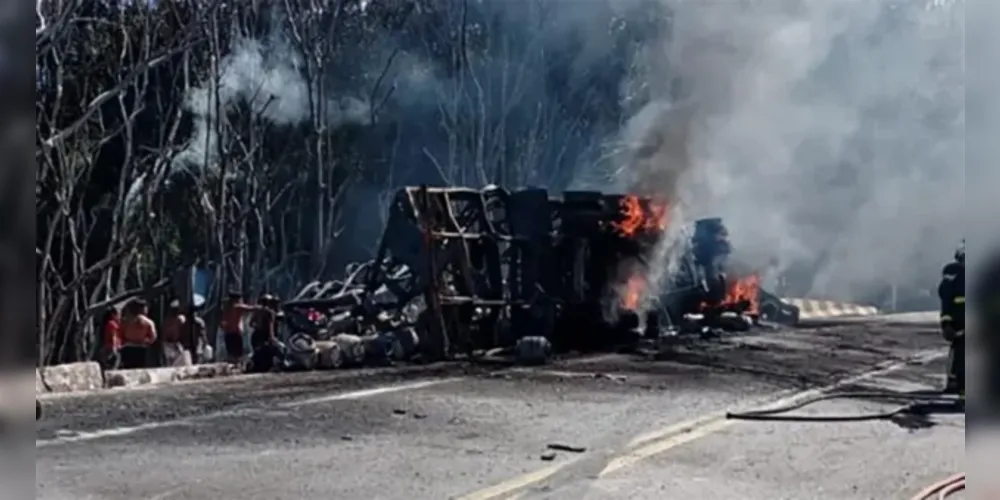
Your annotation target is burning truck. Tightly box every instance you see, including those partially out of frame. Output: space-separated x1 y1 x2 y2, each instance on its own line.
275 186 798 369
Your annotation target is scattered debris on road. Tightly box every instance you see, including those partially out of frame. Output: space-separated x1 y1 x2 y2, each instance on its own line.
593 373 627 382
547 443 587 453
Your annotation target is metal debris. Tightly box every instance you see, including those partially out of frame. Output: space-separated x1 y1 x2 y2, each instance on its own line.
276 186 799 371
515 336 552 366
547 443 587 453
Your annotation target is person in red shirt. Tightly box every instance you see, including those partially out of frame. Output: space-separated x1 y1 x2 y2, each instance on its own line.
99 308 122 369
119 298 157 369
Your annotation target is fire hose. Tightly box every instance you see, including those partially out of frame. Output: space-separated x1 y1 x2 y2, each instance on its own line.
726 391 964 499
908 472 965 499
725 391 962 422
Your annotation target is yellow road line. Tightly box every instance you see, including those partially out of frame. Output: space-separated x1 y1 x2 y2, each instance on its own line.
454 412 730 500
455 411 735 500
623 412 726 449
456 460 583 500
455 349 945 500
599 418 734 476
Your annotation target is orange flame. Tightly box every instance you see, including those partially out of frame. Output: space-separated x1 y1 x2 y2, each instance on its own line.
622 274 646 311
612 195 669 237
698 273 761 315
612 196 645 237
726 273 761 315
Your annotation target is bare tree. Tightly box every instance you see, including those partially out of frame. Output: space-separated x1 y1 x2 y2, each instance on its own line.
422 0 605 189
35 0 212 363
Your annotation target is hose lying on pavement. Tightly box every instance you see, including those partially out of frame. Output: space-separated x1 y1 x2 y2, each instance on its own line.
726 391 964 498
725 391 962 422
909 472 965 500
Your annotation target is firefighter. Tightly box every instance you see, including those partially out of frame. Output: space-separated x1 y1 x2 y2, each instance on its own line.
938 240 965 396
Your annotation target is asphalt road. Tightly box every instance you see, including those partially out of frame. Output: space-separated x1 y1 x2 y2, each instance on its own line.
36 320 965 500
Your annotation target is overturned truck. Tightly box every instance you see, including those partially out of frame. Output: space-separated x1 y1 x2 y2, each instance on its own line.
282 186 797 365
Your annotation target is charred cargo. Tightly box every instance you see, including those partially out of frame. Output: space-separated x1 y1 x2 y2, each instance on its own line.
282 186 793 363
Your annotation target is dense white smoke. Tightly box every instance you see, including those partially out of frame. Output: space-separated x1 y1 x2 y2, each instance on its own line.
175 36 370 174
618 0 965 305
127 36 369 211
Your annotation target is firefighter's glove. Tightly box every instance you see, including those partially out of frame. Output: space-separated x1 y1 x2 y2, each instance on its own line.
941 322 958 342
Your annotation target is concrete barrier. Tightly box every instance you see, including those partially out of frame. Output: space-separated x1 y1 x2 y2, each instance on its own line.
104 363 238 389
36 362 104 393
781 298 880 320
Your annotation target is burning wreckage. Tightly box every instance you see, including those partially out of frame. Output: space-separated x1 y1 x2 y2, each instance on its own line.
270 186 799 371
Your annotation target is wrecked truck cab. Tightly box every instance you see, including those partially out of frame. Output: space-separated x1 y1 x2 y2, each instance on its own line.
758 288 800 325
691 217 731 302
692 218 731 271
658 217 798 327
658 217 732 320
